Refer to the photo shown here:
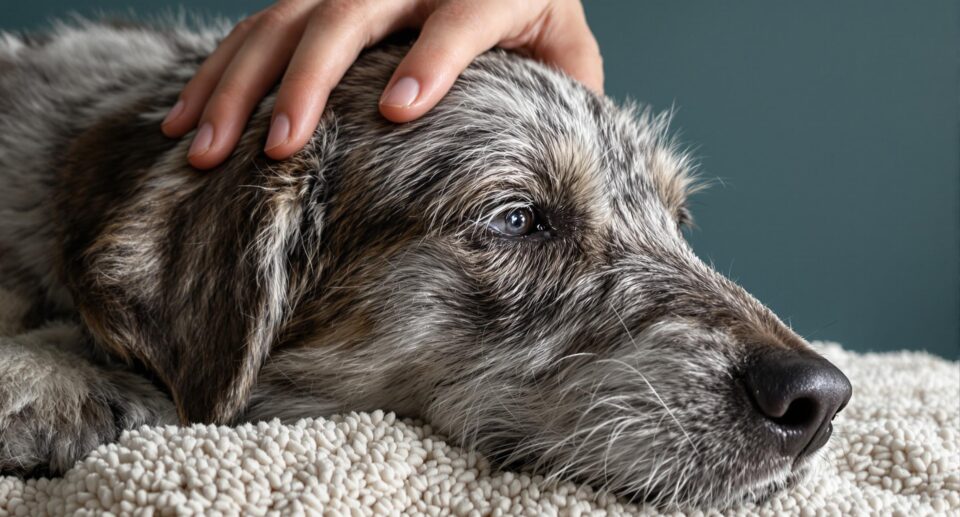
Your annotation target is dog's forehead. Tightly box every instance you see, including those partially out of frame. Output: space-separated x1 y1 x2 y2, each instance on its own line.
327 46 694 237
447 52 692 231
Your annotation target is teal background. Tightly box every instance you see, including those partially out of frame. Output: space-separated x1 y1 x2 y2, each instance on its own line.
4 1 958 358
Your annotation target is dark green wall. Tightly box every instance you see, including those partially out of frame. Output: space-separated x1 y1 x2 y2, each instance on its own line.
4 1 958 358
585 1 959 360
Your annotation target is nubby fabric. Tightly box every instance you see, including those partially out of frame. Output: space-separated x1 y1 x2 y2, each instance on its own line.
1 283 956 517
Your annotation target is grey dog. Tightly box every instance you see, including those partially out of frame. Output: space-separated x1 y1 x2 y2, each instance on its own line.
0 19 851 508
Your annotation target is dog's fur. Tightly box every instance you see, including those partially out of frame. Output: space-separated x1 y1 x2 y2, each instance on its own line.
0 19 843 508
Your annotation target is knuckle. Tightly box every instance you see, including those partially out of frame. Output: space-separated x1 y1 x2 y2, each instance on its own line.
231 16 257 35
256 5 297 31
314 0 372 43
320 0 364 21
431 1 482 29
329 3 378 38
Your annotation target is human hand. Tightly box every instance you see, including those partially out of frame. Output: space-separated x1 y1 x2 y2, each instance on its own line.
160 0 604 170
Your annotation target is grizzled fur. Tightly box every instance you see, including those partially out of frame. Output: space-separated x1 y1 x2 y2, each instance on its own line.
1 19 834 507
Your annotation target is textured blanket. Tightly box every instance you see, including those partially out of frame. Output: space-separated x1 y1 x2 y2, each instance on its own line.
0 292 957 515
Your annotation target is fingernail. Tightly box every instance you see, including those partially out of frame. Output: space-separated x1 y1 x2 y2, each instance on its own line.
188 122 214 158
380 77 420 108
264 113 290 152
162 99 185 126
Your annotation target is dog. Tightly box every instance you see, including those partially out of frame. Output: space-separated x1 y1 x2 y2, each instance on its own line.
0 18 851 508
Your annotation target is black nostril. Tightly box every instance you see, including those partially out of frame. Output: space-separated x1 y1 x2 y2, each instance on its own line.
743 349 853 459
772 397 818 428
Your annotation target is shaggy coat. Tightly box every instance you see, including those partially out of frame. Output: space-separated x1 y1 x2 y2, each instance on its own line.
0 19 847 508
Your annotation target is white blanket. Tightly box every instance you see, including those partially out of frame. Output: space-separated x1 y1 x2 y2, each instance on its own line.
0 293 957 516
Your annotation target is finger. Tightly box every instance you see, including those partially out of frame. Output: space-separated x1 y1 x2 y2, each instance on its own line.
524 0 604 94
188 4 313 170
161 14 259 138
264 0 420 159
378 0 535 123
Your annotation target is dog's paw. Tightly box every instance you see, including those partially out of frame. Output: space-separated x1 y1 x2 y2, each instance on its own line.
0 325 175 477
0 388 121 477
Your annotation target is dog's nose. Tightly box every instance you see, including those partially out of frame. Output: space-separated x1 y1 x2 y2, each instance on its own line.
743 349 852 459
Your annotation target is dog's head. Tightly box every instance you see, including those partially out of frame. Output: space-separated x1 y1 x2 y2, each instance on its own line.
61 38 851 508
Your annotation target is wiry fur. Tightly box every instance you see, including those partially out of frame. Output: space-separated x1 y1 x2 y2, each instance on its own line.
0 19 843 508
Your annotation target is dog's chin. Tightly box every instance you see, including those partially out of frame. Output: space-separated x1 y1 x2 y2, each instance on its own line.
716 453 819 509
736 463 810 505
625 452 818 510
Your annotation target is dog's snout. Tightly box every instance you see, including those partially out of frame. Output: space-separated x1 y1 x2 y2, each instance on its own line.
743 349 852 459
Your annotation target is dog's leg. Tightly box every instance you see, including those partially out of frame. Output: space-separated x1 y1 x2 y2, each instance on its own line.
0 323 176 477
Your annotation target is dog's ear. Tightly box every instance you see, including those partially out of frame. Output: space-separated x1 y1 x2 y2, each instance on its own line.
58 104 329 424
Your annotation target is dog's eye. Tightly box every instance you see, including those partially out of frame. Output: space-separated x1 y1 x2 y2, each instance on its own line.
489 207 547 237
